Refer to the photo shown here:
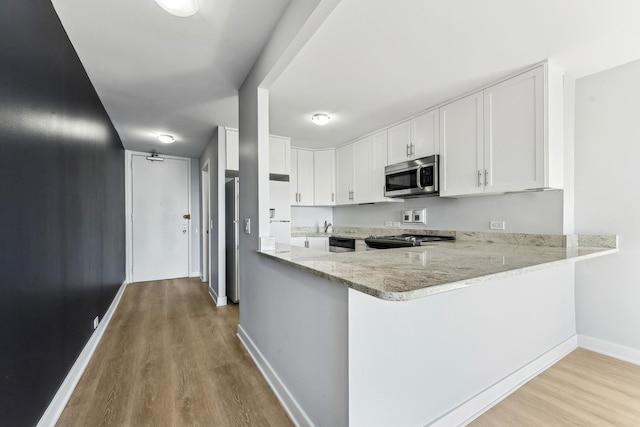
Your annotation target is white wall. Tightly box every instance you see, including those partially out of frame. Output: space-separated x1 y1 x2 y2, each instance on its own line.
190 158 201 276
292 206 333 229
574 59 640 357
333 191 564 233
199 128 227 305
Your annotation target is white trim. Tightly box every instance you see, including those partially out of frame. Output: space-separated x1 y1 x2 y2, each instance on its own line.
237 325 314 427
37 280 128 427
190 271 201 278
578 334 640 366
201 159 210 284
430 335 577 427
208 285 228 306
125 150 192 283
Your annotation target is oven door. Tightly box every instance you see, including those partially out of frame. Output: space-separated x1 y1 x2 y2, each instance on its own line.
384 156 438 197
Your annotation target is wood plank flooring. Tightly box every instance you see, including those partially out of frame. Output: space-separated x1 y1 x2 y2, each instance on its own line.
56 278 293 427
471 348 640 426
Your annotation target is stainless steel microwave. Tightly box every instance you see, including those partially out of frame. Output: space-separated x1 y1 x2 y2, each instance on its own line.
384 155 439 198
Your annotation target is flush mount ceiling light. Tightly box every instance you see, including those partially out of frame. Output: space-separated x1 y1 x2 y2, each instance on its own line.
157 134 175 144
311 113 331 126
152 0 199 17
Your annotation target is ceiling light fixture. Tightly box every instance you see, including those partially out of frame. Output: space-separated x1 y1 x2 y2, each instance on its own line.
152 0 199 17
311 113 331 126
157 134 175 144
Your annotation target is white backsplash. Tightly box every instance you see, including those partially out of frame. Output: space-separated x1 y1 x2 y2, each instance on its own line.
332 190 564 234
292 206 334 231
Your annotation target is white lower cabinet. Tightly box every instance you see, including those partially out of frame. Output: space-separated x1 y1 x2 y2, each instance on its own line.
307 237 328 251
290 236 328 251
290 237 307 248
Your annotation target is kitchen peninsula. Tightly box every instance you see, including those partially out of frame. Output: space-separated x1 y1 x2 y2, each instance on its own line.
238 233 617 426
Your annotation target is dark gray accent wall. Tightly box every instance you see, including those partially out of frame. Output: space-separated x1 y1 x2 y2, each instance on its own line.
0 1 125 425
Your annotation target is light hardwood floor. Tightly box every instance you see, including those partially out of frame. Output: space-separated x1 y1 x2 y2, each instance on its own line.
57 278 293 427
471 348 640 426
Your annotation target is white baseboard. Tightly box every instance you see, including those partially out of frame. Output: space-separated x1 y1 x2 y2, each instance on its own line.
578 334 640 366
208 285 227 306
431 335 578 427
237 325 313 427
190 271 200 278
37 280 128 427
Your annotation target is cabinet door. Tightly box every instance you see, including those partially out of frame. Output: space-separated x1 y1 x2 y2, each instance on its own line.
336 144 354 205
411 109 439 157
353 137 373 203
296 149 315 206
307 237 328 251
290 237 307 248
371 130 389 202
269 136 291 175
484 67 544 193
439 91 484 197
290 148 299 205
387 120 411 165
314 149 336 205
226 129 239 171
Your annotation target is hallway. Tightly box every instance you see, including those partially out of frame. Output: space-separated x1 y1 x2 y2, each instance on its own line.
57 279 292 426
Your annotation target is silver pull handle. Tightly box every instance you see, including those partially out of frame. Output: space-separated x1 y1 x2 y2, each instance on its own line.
406 144 410 157
299 193 302 203
477 171 482 187
331 192 334 202
416 166 424 189
410 143 415 155
305 240 309 248
484 169 488 186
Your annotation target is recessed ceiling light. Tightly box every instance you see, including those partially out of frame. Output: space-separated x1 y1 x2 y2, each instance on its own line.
158 134 175 144
311 113 331 126
153 0 199 17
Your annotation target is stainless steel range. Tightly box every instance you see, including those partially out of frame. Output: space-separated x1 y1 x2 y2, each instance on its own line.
364 234 454 249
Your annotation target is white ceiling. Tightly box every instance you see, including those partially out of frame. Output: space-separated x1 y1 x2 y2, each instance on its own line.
270 0 640 149
51 0 291 158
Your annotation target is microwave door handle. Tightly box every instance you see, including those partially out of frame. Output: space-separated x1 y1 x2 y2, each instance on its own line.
416 165 424 189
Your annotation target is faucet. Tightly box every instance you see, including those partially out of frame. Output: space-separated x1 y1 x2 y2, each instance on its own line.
324 220 332 233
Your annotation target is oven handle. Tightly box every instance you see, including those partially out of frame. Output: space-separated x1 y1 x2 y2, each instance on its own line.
416 165 424 189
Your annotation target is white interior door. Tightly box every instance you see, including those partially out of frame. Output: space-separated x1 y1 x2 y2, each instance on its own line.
132 155 190 282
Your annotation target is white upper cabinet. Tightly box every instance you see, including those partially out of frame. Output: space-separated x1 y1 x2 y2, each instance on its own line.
269 136 291 175
439 91 485 197
225 129 292 176
440 63 564 197
314 149 336 206
353 137 373 203
387 109 439 165
336 144 355 205
291 148 314 206
484 66 545 193
225 128 239 171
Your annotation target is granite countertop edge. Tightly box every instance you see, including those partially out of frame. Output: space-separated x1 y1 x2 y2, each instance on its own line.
257 243 618 302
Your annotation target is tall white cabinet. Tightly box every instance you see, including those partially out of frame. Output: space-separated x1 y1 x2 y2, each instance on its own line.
290 148 314 206
314 149 336 205
336 143 354 204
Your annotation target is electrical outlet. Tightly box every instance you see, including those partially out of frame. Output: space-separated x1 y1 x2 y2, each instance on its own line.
490 220 506 230
93 316 99 330
384 220 393 227
393 221 401 228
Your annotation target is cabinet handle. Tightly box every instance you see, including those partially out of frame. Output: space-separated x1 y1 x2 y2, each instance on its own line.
410 143 415 155
299 193 302 203
406 144 410 157
477 171 482 187
484 169 488 186
331 192 334 202
305 240 309 248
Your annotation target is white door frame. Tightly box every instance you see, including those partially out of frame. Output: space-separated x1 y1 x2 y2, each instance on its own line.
201 160 210 283
125 150 192 283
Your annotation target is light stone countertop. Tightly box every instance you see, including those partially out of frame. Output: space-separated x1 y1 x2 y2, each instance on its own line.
258 240 618 301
